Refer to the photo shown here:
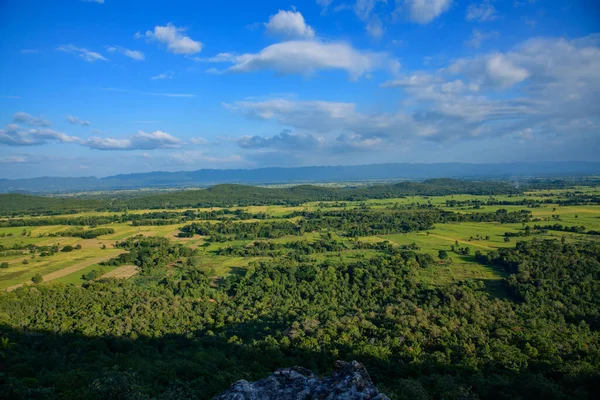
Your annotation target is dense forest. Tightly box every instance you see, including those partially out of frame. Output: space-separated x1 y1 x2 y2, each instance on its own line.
0 178 592 216
1 237 599 399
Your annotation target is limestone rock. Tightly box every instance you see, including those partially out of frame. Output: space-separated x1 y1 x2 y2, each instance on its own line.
212 360 389 400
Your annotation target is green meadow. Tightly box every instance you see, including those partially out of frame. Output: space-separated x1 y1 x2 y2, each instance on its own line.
2 187 599 290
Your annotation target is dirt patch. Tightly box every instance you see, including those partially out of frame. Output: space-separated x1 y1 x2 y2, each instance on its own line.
101 265 139 279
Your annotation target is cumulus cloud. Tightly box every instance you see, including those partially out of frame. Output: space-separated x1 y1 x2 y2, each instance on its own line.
402 0 453 24
208 40 400 79
34 128 81 143
107 45 145 60
485 54 530 87
0 125 80 146
265 10 315 38
14 112 51 127
0 126 40 146
2 112 183 152
466 1 497 22
67 116 91 126
57 44 107 62
449 52 530 88
237 130 323 149
84 130 181 150
226 34 600 152
142 23 202 54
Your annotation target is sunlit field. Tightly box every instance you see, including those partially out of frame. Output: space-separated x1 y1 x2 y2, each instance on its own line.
2 187 598 290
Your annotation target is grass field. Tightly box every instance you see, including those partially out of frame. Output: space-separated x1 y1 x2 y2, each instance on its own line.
2 187 599 290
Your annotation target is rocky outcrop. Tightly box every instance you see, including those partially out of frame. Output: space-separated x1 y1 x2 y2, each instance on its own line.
212 360 389 400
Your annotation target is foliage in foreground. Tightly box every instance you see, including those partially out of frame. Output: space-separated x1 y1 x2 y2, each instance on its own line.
0 238 599 399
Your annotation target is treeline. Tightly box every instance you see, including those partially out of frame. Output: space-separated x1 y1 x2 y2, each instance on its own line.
179 208 533 241
445 198 548 208
0 179 525 215
50 227 115 239
1 238 599 399
0 209 270 227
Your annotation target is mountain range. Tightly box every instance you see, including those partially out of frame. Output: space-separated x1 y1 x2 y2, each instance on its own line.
2 162 599 193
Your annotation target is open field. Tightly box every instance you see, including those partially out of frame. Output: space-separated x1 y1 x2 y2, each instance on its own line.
2 186 599 290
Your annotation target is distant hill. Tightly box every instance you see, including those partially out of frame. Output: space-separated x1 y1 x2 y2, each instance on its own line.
1 162 599 193
0 179 525 215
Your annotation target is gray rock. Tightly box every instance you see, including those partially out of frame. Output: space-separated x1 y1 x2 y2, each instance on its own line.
212 360 389 400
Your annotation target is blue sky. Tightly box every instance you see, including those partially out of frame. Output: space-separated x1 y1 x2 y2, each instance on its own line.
0 0 598 178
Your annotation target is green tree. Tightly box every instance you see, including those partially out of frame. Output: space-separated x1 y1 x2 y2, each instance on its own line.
438 250 449 260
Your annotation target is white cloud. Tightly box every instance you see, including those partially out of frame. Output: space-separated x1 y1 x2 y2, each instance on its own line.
82 0 104 3
464 29 499 48
0 124 80 146
84 130 181 150
67 116 91 126
225 34 600 152
13 112 51 127
381 73 439 87
485 54 530 87
150 71 175 80
403 0 453 24
57 44 107 62
466 1 497 22
107 45 145 60
33 128 81 143
209 40 400 79
143 23 202 54
265 10 315 38
0 126 39 146
190 137 208 145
